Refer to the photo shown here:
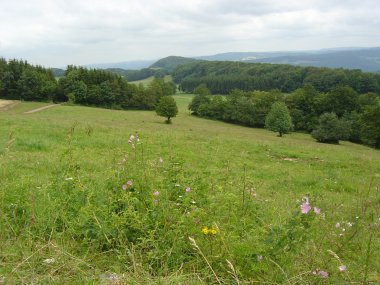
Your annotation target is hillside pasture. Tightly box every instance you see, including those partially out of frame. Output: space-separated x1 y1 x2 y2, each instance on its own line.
0 95 379 284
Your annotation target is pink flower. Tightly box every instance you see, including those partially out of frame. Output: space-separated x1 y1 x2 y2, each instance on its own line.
339 265 346 272
318 271 328 278
185 187 191 193
314 207 321 215
301 202 311 214
153 191 160 196
122 184 127 190
347 222 353 227
335 222 340 228
127 180 133 186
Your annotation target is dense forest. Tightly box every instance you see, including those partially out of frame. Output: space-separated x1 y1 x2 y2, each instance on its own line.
189 84 380 148
174 61 380 94
0 59 175 110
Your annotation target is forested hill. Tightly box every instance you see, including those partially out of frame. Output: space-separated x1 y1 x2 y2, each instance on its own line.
149 56 200 72
173 61 380 94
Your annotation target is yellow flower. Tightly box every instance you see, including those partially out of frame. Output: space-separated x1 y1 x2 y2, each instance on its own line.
209 228 218 235
202 226 209 235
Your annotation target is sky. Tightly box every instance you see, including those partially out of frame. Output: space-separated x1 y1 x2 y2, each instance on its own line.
0 0 380 67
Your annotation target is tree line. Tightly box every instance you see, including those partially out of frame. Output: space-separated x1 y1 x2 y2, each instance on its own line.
0 58 175 110
174 61 380 94
189 84 380 148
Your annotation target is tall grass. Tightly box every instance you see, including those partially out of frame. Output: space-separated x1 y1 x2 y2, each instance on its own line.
0 98 379 283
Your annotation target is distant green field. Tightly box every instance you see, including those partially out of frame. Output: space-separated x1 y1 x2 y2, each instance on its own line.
0 96 379 283
129 75 172 86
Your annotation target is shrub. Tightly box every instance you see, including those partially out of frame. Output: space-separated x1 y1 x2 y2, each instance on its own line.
311 112 350 144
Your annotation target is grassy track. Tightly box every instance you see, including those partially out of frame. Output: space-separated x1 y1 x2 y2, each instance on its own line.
129 75 172 86
0 95 379 283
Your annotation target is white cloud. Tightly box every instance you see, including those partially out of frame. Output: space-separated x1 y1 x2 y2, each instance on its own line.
0 0 379 66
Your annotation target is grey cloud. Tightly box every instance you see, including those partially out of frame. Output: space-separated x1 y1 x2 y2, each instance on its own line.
0 0 379 66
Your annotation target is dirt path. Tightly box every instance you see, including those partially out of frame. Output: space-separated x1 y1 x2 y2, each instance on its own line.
0 100 18 111
24 104 60 114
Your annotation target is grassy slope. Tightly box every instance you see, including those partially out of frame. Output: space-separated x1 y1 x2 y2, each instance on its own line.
129 75 172 87
0 97 379 283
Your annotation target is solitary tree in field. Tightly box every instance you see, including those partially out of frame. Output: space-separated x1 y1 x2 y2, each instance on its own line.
265 102 293 137
156 96 178 123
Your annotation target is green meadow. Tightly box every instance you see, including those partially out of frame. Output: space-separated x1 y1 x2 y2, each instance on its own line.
129 75 172 87
0 96 379 284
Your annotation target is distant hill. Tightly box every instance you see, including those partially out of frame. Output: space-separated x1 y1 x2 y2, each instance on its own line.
196 47 380 72
86 59 156 70
105 67 166 81
149 56 200 72
51 68 65 77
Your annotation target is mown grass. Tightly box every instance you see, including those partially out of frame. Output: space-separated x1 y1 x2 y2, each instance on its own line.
129 75 172 86
0 96 379 284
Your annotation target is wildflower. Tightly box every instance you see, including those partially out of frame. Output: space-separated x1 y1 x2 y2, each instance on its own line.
318 271 328 278
251 191 257 197
335 222 340 228
127 180 133 186
301 202 311 214
339 233 344 237
153 191 160 196
314 207 321 215
43 258 55 264
342 228 346 232
257 255 263 261
185 187 191 193
339 265 346 272
209 227 218 235
347 222 353 227
202 226 209 235
122 184 128 190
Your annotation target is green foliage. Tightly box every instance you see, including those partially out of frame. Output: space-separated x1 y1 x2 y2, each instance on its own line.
311 112 350 144
265 102 293 137
0 58 57 101
155 96 178 123
173 60 380 94
193 83 211 96
360 103 380 148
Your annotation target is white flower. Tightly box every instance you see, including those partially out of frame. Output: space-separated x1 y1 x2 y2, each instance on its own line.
43 258 55 264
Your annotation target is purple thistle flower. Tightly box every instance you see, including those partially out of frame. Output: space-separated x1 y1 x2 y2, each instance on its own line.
318 271 328 278
301 202 311 214
335 222 340 228
185 187 191 193
314 207 321 215
339 265 346 272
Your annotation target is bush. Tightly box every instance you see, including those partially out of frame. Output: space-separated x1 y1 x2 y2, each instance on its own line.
311 112 350 144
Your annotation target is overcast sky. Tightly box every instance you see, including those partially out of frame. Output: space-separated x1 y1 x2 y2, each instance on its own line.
1 0 379 67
